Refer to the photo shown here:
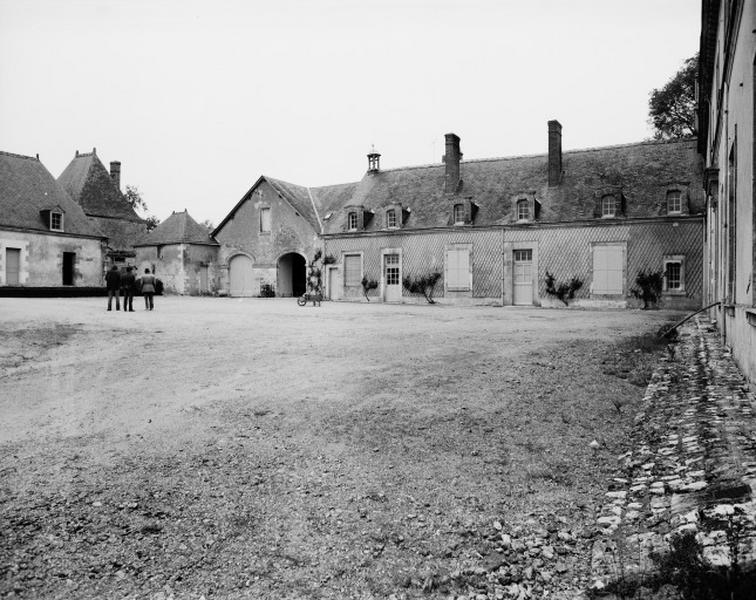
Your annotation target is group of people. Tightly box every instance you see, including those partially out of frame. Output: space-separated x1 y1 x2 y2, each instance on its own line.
105 266 157 312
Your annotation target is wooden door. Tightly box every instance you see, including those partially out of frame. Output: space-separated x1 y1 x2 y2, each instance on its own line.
513 249 533 305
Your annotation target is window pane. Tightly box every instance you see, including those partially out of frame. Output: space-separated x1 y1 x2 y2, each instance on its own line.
666 262 681 289
386 210 396 228
517 200 529 220
348 212 358 229
667 191 682 213
344 255 361 286
601 196 615 216
453 204 464 223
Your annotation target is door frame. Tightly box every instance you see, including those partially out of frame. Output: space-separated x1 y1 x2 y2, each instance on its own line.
512 247 534 305
380 247 402 302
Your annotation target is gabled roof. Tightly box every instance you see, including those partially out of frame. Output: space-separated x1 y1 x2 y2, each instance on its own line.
0 151 104 237
134 210 218 247
58 150 142 222
318 138 704 234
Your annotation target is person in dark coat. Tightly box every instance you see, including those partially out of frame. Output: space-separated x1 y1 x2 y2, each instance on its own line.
141 268 157 311
105 265 121 311
121 266 136 312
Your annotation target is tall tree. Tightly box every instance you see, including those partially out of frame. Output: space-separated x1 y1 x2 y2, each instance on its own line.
648 54 698 140
123 185 159 231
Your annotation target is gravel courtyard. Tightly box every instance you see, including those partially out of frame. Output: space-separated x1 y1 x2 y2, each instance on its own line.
0 298 681 599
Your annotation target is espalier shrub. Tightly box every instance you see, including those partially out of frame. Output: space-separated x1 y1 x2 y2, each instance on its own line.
544 271 583 306
630 270 664 309
361 277 378 301
402 272 442 304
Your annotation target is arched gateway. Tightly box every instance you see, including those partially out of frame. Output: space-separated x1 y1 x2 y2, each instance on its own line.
277 253 306 297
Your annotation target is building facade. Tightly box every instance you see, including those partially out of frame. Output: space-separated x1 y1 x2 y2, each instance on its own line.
0 151 105 288
134 210 219 295
698 0 756 382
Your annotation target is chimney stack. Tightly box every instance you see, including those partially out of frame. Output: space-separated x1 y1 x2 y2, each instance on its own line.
443 133 462 193
110 161 121 191
548 120 562 187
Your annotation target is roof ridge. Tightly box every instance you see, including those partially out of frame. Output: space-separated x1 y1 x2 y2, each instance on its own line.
0 150 39 161
373 137 699 173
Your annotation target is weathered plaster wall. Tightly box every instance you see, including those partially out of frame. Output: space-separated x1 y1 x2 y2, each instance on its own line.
0 230 103 286
215 180 320 296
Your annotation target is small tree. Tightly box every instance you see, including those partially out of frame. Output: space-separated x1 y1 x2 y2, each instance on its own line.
649 54 697 140
630 270 664 309
201 219 215 233
545 271 583 306
361 277 378 301
402 272 442 304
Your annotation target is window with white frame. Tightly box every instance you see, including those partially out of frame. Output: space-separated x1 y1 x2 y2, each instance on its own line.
343 254 362 286
516 199 530 221
667 190 682 214
446 246 471 291
386 209 397 228
259 207 271 232
601 195 617 217
663 255 685 293
592 243 625 295
453 203 465 224
347 212 358 230
50 211 63 231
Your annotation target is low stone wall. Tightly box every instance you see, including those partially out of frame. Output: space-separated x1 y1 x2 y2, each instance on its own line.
591 318 756 593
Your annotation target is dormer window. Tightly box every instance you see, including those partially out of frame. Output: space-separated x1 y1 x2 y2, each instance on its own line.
386 209 397 229
516 199 530 221
347 211 358 230
601 195 617 218
50 211 63 231
667 190 682 214
453 203 465 224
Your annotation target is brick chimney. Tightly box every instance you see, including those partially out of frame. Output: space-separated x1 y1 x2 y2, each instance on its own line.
110 161 121 191
548 120 562 187
443 133 462 193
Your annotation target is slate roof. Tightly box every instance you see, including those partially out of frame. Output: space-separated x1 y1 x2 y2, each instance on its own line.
58 150 142 222
0 151 104 238
134 210 218 247
317 138 704 234
215 137 703 238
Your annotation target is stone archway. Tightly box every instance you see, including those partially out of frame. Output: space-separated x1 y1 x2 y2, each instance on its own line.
277 253 306 297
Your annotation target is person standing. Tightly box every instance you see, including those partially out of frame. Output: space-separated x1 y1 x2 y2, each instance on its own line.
121 266 136 312
141 268 157 311
105 265 121 311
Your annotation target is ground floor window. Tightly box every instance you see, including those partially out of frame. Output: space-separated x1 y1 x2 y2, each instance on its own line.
592 243 625 295
663 255 685 294
446 245 471 291
344 253 362 286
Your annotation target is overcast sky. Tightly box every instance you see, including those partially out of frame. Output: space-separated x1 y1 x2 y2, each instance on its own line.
1 0 700 226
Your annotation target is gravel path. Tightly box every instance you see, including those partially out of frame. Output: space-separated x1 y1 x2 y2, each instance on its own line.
0 297 681 599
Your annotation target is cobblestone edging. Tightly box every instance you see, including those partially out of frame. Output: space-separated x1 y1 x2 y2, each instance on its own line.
591 318 756 592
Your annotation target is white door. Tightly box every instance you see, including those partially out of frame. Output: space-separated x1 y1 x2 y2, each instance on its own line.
513 249 533 305
229 255 254 296
327 266 341 300
592 244 624 294
383 253 401 302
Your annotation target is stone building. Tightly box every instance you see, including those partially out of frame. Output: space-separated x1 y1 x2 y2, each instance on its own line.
213 123 703 308
134 210 219 295
57 149 146 268
212 176 333 297
698 0 756 382
0 151 105 288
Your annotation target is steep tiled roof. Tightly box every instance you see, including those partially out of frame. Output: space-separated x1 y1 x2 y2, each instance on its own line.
58 151 142 222
0 151 103 237
134 210 218 246
319 138 704 234
265 176 323 231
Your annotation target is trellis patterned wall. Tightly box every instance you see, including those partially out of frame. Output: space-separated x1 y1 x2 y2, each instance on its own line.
324 229 503 301
505 219 702 308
